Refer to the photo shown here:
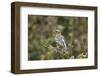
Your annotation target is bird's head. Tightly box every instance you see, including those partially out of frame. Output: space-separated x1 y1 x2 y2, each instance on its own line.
55 29 61 36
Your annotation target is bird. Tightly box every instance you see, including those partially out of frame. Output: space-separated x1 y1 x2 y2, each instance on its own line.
54 29 67 50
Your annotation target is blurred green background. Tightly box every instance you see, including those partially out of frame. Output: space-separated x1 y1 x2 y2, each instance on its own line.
28 15 88 60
